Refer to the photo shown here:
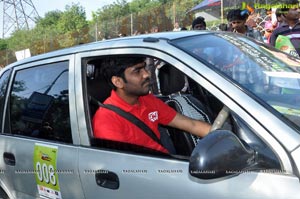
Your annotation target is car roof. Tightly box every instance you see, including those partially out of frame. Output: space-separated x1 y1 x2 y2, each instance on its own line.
5 31 211 69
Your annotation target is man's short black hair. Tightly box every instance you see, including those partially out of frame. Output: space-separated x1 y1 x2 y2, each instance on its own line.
275 8 282 17
101 56 145 89
227 9 248 22
192 16 206 29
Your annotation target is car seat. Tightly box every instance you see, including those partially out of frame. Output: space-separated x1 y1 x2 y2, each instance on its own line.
158 64 213 156
86 63 112 117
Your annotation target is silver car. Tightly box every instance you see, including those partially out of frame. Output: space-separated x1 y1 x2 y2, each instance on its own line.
0 31 300 199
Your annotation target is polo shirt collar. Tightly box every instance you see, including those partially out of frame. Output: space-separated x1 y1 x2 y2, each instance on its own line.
109 90 141 112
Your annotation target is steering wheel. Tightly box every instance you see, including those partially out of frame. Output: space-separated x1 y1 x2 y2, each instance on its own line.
210 106 230 132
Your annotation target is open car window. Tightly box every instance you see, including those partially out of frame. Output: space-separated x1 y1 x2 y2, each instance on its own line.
83 54 281 172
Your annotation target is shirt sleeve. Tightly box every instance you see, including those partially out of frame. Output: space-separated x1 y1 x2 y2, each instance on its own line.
92 107 128 141
269 30 278 47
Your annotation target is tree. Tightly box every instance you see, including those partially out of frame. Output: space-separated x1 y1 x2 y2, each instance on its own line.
0 39 8 50
35 10 63 30
57 3 88 33
57 3 89 46
7 29 34 51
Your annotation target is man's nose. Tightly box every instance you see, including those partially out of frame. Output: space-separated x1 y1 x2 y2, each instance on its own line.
142 68 150 78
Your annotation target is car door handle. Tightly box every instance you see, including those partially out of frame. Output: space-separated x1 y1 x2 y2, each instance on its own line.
95 170 119 190
3 152 16 166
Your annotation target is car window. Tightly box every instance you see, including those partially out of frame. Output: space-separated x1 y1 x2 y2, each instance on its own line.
83 55 280 170
84 57 168 156
0 69 11 129
9 61 72 143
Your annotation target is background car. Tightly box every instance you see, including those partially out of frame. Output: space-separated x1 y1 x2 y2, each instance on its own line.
0 31 300 199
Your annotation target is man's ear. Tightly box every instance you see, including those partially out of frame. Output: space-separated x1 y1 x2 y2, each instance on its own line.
111 76 124 88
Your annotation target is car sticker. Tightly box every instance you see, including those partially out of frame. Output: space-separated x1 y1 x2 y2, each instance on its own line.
33 143 62 199
219 34 300 72
272 105 300 116
263 71 300 90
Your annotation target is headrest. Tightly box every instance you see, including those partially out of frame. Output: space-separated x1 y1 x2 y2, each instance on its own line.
87 64 112 103
158 64 185 95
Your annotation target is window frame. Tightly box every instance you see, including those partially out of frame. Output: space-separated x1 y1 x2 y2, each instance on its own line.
0 69 12 131
75 47 291 172
2 55 78 144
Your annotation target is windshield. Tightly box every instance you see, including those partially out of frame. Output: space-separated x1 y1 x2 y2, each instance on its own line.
171 33 300 131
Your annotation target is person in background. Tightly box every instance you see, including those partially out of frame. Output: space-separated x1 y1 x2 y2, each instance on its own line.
192 16 206 30
274 8 284 28
173 21 181 31
263 21 274 44
270 0 300 56
245 12 259 29
227 9 263 42
151 25 159 33
219 23 229 31
180 27 188 31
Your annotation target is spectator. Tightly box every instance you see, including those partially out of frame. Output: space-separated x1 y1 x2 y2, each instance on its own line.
219 23 229 31
92 56 211 154
245 12 259 29
118 33 126 37
173 22 181 31
180 27 188 31
227 9 263 41
270 0 300 56
151 25 159 33
192 16 206 30
274 8 284 28
263 21 274 44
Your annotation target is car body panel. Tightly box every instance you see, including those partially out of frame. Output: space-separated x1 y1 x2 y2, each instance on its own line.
78 148 300 199
0 136 84 198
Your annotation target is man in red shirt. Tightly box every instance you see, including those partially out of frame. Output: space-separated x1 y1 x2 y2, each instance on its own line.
92 57 211 154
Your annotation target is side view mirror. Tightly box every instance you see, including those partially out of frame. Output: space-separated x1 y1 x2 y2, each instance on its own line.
189 130 257 179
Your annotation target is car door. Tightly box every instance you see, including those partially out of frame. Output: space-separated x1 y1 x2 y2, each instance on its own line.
75 48 300 199
0 57 85 199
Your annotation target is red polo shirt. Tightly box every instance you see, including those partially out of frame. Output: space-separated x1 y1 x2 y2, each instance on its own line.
92 90 177 153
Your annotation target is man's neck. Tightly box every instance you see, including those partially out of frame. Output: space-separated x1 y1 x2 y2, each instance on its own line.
287 19 299 28
116 90 139 105
239 25 247 34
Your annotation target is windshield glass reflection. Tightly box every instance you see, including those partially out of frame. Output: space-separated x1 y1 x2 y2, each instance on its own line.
172 33 300 130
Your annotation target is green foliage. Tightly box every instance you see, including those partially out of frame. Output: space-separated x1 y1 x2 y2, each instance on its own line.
57 3 88 33
35 10 63 30
130 0 163 13
7 29 34 51
0 39 8 50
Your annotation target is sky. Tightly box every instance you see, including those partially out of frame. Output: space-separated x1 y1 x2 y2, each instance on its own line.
0 0 126 38
31 0 113 20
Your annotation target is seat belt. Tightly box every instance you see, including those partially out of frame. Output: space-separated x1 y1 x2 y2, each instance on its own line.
90 96 164 148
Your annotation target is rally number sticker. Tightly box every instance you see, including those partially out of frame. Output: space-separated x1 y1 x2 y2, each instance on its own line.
33 143 62 199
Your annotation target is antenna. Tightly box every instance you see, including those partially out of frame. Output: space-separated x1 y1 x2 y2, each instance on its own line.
1 0 40 38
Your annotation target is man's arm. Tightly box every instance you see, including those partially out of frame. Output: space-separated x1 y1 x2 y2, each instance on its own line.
269 30 278 47
167 113 211 138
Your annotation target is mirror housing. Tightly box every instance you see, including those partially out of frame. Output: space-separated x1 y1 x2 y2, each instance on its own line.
189 130 257 179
